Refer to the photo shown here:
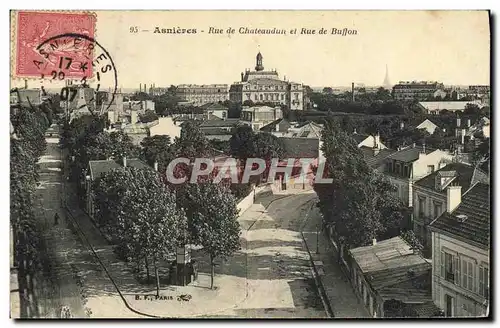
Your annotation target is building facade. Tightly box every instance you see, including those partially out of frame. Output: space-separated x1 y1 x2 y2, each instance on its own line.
392 81 445 101
412 163 489 251
382 146 454 206
429 183 490 317
239 105 283 131
229 52 304 110
177 84 229 106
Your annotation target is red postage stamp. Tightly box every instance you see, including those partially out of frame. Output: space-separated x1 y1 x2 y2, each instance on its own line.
14 11 96 79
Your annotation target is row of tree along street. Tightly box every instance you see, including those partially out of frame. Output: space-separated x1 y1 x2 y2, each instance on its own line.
60 116 247 292
312 120 418 256
10 94 52 317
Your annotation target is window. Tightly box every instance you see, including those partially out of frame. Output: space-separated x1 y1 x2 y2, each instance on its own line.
254 94 258 101
442 252 456 283
281 94 285 100
246 93 251 100
433 201 443 218
427 165 435 174
265 94 269 101
295 93 299 100
479 266 489 298
260 94 263 101
461 259 474 291
419 197 426 217
404 165 409 178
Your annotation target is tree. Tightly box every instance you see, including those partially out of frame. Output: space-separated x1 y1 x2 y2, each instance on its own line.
229 125 255 162
140 135 175 171
314 120 406 248
179 183 241 289
93 167 187 294
139 110 159 123
208 139 230 154
322 87 333 94
173 121 212 160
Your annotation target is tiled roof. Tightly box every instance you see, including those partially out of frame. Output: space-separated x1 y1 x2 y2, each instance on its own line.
416 119 439 129
359 146 397 169
372 264 432 301
418 101 483 112
259 118 291 133
199 119 240 128
247 78 288 85
202 128 232 136
88 158 151 180
386 146 434 163
280 137 319 158
200 102 228 111
89 160 121 180
414 163 488 194
429 183 490 248
350 236 432 304
351 133 369 144
350 237 428 274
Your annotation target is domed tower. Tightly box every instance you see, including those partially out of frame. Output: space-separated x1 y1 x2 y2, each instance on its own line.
255 52 264 71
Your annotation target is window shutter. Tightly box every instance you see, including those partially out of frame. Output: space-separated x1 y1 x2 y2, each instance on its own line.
462 259 467 287
454 256 460 285
440 251 445 278
479 267 484 295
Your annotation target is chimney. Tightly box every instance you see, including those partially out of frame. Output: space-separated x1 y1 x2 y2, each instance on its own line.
154 161 159 171
456 117 461 128
24 79 28 89
131 110 138 124
241 72 244 82
351 82 355 102
374 134 380 148
400 121 405 130
139 83 141 93
467 119 471 128
422 142 426 154
123 156 127 167
372 238 377 246
446 185 462 213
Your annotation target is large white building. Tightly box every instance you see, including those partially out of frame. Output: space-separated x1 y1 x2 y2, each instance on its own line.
229 52 304 110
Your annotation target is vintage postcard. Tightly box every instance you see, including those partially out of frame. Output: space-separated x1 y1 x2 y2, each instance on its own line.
10 10 491 319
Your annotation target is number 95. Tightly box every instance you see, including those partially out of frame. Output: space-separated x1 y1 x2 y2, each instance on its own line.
130 26 138 33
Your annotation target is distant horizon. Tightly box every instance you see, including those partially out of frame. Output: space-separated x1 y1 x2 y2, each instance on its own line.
10 11 490 90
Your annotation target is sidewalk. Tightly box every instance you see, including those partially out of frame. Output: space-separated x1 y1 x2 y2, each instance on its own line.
301 204 370 318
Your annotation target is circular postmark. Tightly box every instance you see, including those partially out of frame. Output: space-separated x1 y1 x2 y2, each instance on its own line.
34 33 118 113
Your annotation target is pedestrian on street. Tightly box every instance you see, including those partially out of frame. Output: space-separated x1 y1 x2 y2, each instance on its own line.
54 213 60 226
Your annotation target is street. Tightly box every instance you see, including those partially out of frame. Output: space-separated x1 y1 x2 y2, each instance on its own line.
14 124 327 318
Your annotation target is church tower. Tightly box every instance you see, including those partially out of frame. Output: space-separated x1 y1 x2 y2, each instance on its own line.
383 64 392 89
255 52 264 71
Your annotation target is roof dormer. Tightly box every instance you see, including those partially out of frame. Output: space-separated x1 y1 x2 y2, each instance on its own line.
435 170 457 191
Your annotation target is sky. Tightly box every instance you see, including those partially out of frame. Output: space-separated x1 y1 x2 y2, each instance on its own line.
10 10 490 89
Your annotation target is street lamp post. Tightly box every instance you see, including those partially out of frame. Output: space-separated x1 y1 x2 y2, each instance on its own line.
316 224 320 254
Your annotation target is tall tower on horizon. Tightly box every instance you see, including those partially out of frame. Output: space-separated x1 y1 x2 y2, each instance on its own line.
383 64 392 89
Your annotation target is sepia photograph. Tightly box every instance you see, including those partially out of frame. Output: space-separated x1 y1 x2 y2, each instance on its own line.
9 9 491 319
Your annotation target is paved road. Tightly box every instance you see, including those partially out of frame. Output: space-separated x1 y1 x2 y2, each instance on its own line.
212 192 328 318
17 125 139 318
